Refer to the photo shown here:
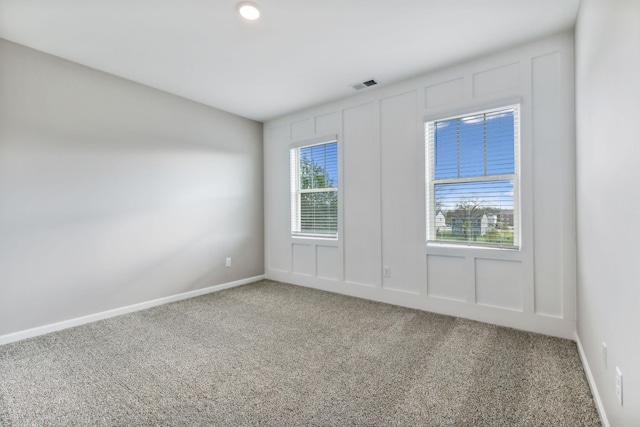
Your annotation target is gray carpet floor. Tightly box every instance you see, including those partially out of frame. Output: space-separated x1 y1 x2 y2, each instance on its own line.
0 280 600 426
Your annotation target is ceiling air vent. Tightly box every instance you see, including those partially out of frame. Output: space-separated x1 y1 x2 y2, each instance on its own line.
351 79 378 90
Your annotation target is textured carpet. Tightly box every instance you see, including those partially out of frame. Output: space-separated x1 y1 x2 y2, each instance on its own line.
0 280 600 426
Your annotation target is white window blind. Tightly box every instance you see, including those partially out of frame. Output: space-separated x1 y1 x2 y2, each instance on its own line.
425 105 520 248
290 141 338 238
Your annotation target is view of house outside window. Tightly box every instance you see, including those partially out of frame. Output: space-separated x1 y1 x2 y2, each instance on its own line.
426 105 520 249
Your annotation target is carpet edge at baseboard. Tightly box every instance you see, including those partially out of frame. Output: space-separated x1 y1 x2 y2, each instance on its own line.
0 275 265 346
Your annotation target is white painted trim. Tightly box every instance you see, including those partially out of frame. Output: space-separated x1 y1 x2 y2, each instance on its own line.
289 134 338 149
266 269 575 340
0 275 265 346
575 332 609 427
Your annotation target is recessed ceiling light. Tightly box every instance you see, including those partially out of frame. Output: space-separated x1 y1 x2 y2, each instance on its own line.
238 2 260 21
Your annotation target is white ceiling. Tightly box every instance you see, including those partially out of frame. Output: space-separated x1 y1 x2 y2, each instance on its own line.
0 0 580 122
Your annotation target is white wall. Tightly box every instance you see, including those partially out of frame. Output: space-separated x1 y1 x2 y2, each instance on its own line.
0 39 264 337
265 33 576 339
575 0 640 424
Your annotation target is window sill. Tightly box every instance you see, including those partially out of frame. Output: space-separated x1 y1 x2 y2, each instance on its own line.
427 241 519 251
291 235 339 245
426 241 522 261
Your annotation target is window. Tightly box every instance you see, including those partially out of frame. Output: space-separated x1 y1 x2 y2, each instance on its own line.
425 105 520 248
290 141 338 238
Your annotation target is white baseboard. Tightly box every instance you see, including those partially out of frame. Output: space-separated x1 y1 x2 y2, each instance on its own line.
575 332 609 427
266 269 576 340
0 275 265 346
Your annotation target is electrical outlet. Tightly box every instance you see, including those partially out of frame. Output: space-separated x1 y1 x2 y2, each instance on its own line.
615 367 623 405
383 266 391 278
225 257 231 267
602 342 607 369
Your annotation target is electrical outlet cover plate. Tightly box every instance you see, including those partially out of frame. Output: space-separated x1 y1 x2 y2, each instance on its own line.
615 367 623 405
383 266 391 278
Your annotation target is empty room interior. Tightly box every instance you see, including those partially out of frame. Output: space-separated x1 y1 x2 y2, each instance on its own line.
0 0 638 425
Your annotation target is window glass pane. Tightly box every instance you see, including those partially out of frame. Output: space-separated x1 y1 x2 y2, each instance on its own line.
434 109 514 180
434 120 459 180
459 118 485 178
299 142 338 189
300 191 338 234
434 180 514 246
485 110 515 175
292 140 338 237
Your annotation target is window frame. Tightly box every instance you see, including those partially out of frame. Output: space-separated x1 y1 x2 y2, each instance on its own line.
425 103 521 250
290 137 339 239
